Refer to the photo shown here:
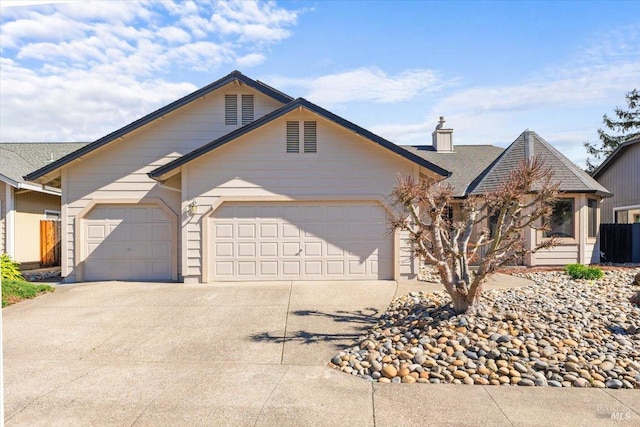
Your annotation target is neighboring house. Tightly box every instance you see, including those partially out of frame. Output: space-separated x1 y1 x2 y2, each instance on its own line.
592 136 640 224
24 71 610 283
1 143 86 268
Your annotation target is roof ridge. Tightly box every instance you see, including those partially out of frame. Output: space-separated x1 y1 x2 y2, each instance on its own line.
530 132 597 189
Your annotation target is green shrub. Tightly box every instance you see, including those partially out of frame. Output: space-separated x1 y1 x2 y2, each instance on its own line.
2 280 54 307
1 253 24 281
564 263 604 280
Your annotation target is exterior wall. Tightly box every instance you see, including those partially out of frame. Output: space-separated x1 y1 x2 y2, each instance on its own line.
0 181 5 254
62 85 283 282
182 111 417 281
14 191 61 265
598 142 640 224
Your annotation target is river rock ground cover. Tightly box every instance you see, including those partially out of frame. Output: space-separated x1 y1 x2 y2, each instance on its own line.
329 268 640 388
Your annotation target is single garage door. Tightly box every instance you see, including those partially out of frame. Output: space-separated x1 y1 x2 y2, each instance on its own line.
84 204 173 281
209 202 392 281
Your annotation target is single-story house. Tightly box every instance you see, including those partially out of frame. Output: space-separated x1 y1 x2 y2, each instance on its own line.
592 136 640 224
1 143 86 268
24 71 610 283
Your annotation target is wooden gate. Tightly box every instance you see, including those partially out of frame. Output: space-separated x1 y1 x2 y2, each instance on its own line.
600 223 640 263
40 220 61 267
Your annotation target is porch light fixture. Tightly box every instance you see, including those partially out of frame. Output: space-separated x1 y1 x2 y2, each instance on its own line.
188 198 198 215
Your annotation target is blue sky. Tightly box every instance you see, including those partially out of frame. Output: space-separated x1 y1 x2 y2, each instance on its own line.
1 0 639 168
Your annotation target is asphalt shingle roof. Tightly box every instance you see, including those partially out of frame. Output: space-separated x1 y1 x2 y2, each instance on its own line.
468 131 611 196
0 143 87 186
404 144 505 197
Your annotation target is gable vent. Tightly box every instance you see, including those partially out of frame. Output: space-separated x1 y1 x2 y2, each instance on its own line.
225 94 238 125
304 121 317 153
241 94 254 125
286 121 299 153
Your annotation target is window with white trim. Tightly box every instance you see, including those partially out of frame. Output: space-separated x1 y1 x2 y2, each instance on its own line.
587 198 598 238
544 198 574 238
286 120 317 153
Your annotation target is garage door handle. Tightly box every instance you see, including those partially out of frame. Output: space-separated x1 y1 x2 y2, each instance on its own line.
296 249 302 256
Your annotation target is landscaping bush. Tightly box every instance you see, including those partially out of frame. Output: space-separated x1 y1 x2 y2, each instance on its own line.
564 263 604 280
2 280 54 307
1 253 24 281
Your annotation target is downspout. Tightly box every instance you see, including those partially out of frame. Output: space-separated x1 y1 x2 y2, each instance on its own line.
5 184 15 259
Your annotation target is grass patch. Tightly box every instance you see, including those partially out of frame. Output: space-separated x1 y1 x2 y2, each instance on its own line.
2 279 54 307
564 263 604 280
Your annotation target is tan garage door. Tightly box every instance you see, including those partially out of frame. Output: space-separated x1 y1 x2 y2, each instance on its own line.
84 204 173 281
209 202 392 281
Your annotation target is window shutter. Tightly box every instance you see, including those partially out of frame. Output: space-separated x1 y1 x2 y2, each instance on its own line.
225 94 237 125
303 121 317 153
241 94 254 125
286 121 299 153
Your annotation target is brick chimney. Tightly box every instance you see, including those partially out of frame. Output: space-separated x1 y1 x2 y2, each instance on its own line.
432 116 453 152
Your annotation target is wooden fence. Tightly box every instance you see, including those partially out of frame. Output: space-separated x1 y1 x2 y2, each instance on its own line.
600 223 640 263
40 220 61 267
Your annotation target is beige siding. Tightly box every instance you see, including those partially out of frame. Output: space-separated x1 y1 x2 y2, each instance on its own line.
598 143 640 224
0 181 5 253
62 86 283 281
183 111 416 280
14 191 60 264
532 245 579 266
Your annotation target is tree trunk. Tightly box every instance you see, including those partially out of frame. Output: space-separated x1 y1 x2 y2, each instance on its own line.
449 289 481 314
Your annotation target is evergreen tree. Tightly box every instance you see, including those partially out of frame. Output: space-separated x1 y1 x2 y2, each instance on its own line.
585 89 640 173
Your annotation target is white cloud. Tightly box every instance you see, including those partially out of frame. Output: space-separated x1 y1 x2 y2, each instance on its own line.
156 26 192 44
273 67 456 105
368 29 640 168
0 0 302 142
236 52 265 67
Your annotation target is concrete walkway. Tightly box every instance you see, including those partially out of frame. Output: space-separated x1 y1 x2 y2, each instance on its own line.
2 278 638 426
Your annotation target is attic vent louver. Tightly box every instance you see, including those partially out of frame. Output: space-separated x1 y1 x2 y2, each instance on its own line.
286 121 299 153
304 121 317 153
225 94 238 125
241 94 254 125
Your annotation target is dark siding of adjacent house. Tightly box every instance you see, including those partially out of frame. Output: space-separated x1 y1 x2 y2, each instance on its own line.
596 141 640 223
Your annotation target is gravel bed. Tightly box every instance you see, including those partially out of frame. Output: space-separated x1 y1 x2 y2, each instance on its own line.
329 269 640 388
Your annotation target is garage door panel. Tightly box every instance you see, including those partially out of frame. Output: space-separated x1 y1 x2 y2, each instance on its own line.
282 223 300 238
259 223 278 238
209 202 392 281
83 204 173 282
260 261 278 276
215 224 233 238
260 242 277 257
237 224 256 238
282 242 301 256
237 242 256 257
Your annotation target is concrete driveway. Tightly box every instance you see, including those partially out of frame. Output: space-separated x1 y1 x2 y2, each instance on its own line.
3 280 639 426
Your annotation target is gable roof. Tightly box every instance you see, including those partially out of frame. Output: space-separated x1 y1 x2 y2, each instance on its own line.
592 135 640 179
24 71 294 185
468 130 612 197
0 143 87 192
148 97 451 181
404 145 504 197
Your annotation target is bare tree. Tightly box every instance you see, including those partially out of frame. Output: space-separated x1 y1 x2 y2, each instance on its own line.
390 157 559 314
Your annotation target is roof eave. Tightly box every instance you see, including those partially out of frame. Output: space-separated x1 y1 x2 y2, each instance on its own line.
25 71 294 182
149 98 452 181
592 136 640 179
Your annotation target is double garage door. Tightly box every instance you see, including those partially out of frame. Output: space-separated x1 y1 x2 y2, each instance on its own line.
84 204 173 281
209 202 392 281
